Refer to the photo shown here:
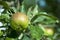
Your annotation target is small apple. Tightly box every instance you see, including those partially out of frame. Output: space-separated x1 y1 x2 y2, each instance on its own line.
10 12 29 31
44 28 54 36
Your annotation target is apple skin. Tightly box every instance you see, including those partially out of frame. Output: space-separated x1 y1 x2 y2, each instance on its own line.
44 28 54 36
10 12 29 31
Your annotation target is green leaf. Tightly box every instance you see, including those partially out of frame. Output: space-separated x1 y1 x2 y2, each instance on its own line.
0 1 10 10
33 15 56 24
31 13 58 25
11 7 17 13
0 30 3 36
27 7 33 20
22 35 30 40
23 0 36 10
27 5 38 21
0 38 4 40
29 25 44 40
5 37 16 40
0 13 10 22
20 4 26 13
32 5 38 15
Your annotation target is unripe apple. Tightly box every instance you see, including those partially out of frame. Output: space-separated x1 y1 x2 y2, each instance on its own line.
10 12 29 31
44 28 54 36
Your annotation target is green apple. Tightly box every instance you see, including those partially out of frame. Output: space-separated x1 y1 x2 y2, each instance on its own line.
44 28 54 36
10 12 29 31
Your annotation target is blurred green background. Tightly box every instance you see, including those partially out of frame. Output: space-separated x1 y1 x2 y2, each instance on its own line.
0 0 60 40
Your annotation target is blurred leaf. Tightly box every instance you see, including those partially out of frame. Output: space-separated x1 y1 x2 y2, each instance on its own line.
0 8 4 13
0 1 10 10
29 25 44 40
33 15 56 24
22 35 30 40
0 30 3 36
23 0 36 10
5 37 17 40
1 14 10 19
27 4 38 21
32 5 38 15
0 38 4 40
39 12 47 14
53 33 60 40
31 13 58 25
27 7 33 20
20 4 26 13
0 22 3 26
11 7 17 13
0 13 10 22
